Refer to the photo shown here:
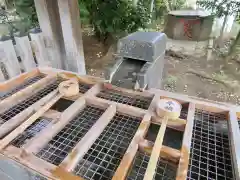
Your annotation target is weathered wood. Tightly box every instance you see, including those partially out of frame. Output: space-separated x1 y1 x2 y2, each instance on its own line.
24 97 86 153
14 35 36 71
34 0 64 69
143 116 167 180
0 69 40 91
29 32 51 67
176 103 196 180
57 0 86 74
0 91 61 150
0 88 59 139
228 111 240 180
61 104 116 171
112 114 151 180
0 75 56 113
139 139 181 164
0 40 21 78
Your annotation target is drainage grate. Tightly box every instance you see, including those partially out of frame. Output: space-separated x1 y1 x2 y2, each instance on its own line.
97 89 152 110
0 74 46 100
74 113 141 180
127 151 177 180
10 118 51 148
78 83 92 94
187 109 233 180
0 80 61 126
36 106 104 166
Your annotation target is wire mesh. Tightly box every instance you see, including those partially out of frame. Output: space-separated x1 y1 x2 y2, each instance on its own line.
36 106 104 166
187 109 234 180
78 82 92 94
74 113 141 180
10 118 51 148
0 79 61 126
97 89 152 110
127 151 177 180
0 74 46 100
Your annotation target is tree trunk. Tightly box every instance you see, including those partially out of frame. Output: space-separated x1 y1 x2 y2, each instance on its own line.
228 30 240 57
150 0 154 14
218 14 228 46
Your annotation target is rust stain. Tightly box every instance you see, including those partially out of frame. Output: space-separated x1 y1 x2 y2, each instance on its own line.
51 167 84 180
176 146 189 180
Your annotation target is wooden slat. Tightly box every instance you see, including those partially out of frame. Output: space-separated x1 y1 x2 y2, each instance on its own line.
112 114 151 180
0 68 40 91
139 139 181 164
57 0 86 74
24 97 86 153
30 32 51 67
0 75 56 113
60 104 116 171
228 111 240 180
0 88 58 139
176 103 196 180
14 35 36 71
0 91 61 150
143 116 168 180
0 40 21 78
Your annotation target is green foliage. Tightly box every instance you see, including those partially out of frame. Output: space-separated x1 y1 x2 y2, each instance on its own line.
14 0 38 32
80 0 150 42
197 0 240 17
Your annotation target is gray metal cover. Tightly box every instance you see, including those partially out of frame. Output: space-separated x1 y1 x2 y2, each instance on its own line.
117 31 167 62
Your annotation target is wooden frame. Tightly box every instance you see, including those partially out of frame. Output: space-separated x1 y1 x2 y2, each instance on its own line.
0 67 240 180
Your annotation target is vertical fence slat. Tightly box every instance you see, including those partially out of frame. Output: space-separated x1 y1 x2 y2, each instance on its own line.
14 36 37 71
30 32 51 67
0 40 21 78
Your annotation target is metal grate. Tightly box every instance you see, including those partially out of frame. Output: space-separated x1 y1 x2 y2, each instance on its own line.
0 74 46 100
36 106 104 166
127 151 177 180
97 89 152 110
10 118 51 148
78 82 92 94
0 79 61 126
74 113 141 180
187 109 234 180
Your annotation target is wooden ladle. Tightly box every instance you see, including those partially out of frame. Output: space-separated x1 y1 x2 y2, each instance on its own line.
144 98 182 180
0 79 79 150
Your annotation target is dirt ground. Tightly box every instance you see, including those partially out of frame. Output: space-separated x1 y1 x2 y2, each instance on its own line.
83 34 240 105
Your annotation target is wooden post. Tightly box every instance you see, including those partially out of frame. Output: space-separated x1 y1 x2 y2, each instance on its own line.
34 0 65 69
57 0 86 74
0 39 21 78
14 34 37 71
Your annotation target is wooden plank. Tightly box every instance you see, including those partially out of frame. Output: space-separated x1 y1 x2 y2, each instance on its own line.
60 104 116 171
0 39 21 78
176 103 196 180
14 35 36 71
0 89 58 139
0 69 40 91
86 96 147 118
34 0 64 69
30 32 51 67
112 114 151 180
228 111 240 180
0 75 56 113
57 0 86 74
143 116 168 180
139 139 181 164
0 91 61 150
24 97 86 153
